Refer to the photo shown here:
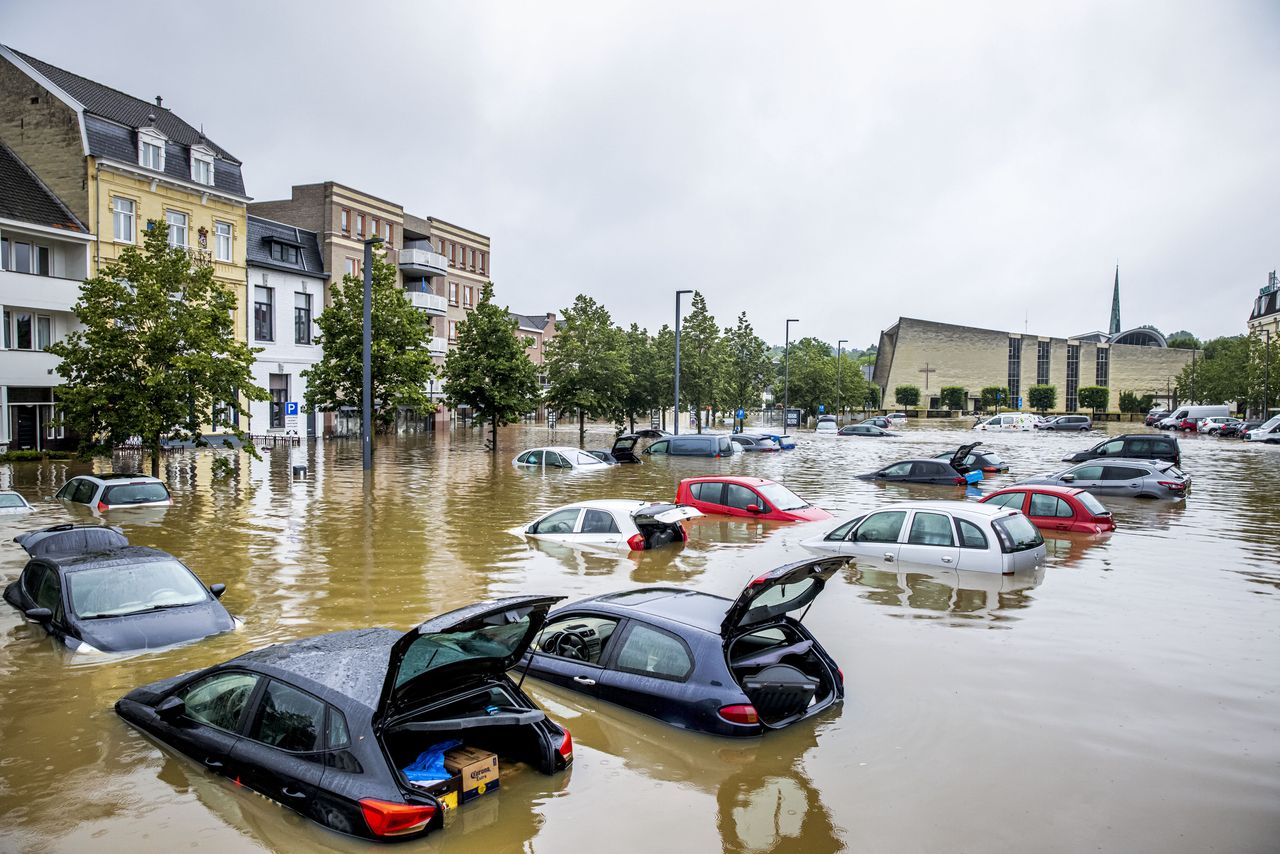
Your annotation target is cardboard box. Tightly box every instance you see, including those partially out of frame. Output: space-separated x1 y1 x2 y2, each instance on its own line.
422 776 459 811
444 746 499 803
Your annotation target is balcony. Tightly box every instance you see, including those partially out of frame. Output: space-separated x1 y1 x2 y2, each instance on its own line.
428 336 447 356
405 290 447 315
0 270 83 312
398 247 449 278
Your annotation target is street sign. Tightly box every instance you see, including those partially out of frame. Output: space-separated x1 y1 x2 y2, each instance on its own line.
736 408 745 420
1016 396 1023 409
818 404 825 413
284 401 300 434
547 411 557 429
785 408 801 428
285 401 299 417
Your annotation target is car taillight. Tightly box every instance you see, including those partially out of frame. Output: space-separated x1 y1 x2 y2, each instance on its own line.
1157 481 1186 491
836 667 844 684
96 501 108 512
983 466 1000 472
557 728 574 763
678 524 688 542
953 476 966 485
718 704 759 725
626 533 646 551
359 798 436 837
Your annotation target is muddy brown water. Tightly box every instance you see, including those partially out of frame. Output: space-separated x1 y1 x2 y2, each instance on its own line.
0 422 1276 853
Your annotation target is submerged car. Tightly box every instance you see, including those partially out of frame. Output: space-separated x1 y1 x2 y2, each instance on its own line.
814 415 838 434
55 473 172 511
860 417 893 429
0 491 34 514
585 449 620 465
512 447 611 470
116 597 573 841
741 431 795 449
800 501 1046 574
1035 414 1093 431
608 429 672 463
1017 459 1190 499
1197 416 1240 435
728 434 780 452
675 476 832 522
521 557 845 736
979 485 1115 534
973 413 1037 432
838 424 895 437
932 445 1008 473
858 442 985 485
643 434 736 458
3 524 234 653
1061 433 1181 467
522 500 701 551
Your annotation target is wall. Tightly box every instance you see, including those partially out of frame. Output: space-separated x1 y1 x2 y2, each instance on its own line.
246 264 324 436
0 56 88 223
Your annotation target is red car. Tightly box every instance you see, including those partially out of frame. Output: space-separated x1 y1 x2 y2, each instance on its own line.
676 476 832 522
978 485 1115 534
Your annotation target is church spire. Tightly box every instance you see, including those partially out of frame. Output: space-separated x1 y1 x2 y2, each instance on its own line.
1109 265 1121 335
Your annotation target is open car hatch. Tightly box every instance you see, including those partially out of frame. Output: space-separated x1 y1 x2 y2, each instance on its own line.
634 503 702 525
721 557 845 638
949 441 982 472
377 595 563 726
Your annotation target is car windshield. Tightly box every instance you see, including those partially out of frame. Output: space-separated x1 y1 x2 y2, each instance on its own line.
1077 492 1108 515
102 482 170 505
0 494 28 508
67 559 208 618
756 483 808 511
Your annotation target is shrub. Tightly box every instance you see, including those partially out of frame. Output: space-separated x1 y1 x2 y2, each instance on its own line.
980 386 1007 411
939 386 968 410
894 385 920 408
1077 386 1110 413
1028 384 1057 413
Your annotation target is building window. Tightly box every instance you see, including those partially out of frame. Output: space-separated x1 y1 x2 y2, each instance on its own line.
139 134 165 171
468 248 476 270
15 312 32 349
448 281 459 305
270 242 299 264
214 221 233 262
11 241 31 273
112 197 136 243
370 218 379 240
1095 346 1110 387
191 152 214 186
1036 341 1051 385
341 208 350 235
2 310 9 348
254 286 274 341
448 320 458 342
356 213 365 237
463 285 474 308
295 292 312 344
1007 337 1022 403
166 210 188 248
269 374 288 429
1066 344 1080 412
37 315 51 350
345 257 357 278
448 242 457 266
383 221 392 243
480 251 487 274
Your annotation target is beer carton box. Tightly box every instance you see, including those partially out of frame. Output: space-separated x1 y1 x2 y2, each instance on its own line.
444 746 499 803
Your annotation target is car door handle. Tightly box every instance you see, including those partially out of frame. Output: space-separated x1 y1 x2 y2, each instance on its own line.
883 553 895 562
941 556 953 564
202 758 223 769
281 786 307 800
572 676 597 686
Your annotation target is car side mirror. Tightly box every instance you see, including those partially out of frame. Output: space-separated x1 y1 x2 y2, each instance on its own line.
209 583 226 599
156 695 186 722
24 607 52 624
746 504 761 513
1060 474 1076 483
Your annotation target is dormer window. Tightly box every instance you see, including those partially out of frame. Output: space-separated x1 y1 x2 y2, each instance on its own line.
138 127 166 171
190 145 215 186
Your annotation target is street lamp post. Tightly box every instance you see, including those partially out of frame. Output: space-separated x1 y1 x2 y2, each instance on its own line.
361 236 384 472
673 290 693 435
836 339 848 424
783 319 799 415
1265 329 1272 418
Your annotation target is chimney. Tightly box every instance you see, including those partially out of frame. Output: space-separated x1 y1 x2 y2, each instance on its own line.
546 312 556 323
155 96 163 108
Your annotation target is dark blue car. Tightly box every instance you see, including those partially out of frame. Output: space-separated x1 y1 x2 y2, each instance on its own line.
520 557 845 736
3 524 235 653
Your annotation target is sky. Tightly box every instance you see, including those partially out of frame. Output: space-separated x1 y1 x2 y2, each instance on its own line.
4 1 1277 348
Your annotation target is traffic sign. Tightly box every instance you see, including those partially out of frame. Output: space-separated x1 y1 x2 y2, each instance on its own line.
285 401 299 417
736 408 745 420
818 404 825 413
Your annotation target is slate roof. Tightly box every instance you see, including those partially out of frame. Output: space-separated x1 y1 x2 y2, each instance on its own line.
509 312 551 331
5 46 247 197
0 142 86 231
246 215 326 278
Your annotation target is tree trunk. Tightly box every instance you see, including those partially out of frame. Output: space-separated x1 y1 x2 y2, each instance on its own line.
151 432 161 478
578 410 585 445
629 414 635 432
491 417 498 452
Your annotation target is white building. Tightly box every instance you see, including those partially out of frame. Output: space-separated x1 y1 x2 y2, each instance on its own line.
245 215 326 438
0 143 93 452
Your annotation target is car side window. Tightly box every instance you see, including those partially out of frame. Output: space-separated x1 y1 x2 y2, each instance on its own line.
614 623 693 681
854 511 907 543
880 462 912 477
719 437 733 455
516 451 532 464
55 480 78 500
72 481 97 504
535 615 620 664
577 452 599 466
1070 465 1104 480
647 440 669 455
956 519 989 549
249 680 326 753
327 706 350 749
724 484 759 511
1029 494 1072 517
581 509 620 534
690 482 724 504
525 450 543 465
530 508 582 534
32 567 63 618
1097 440 1123 456
912 462 946 477
907 512 955 546
986 492 1024 510
1126 439 1151 455
825 516 864 541
1103 466 1146 481
543 451 567 468
21 564 47 602
181 672 260 732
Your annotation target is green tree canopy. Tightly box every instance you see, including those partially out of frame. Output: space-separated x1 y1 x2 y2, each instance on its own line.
1028 384 1057 413
442 283 542 451
940 386 968 411
303 253 437 433
1077 386 1109 413
619 323 661 431
782 337 836 418
721 312 771 421
980 386 1007 411
677 292 721 432
1118 391 1156 413
894 384 921 409
652 324 676 430
544 294 627 442
49 223 266 477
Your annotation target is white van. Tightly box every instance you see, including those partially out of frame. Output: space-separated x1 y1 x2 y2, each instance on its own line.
1246 415 1280 443
973 412 1038 432
1156 404 1230 429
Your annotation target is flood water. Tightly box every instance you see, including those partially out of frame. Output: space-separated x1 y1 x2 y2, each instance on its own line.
1 421 1277 853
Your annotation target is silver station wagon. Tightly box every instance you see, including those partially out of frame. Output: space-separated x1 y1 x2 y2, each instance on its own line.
801 501 1046 574
1017 459 1189 500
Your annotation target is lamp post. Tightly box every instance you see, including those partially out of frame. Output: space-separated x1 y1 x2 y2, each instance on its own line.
1265 329 1272 418
783 319 799 415
361 236 384 472
673 290 693 435
836 339 848 424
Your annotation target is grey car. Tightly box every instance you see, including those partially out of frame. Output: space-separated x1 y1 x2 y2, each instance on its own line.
1035 415 1093 431
1016 459 1189 499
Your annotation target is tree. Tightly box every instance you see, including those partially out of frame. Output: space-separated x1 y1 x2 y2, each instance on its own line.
980 386 1007 411
1167 330 1201 349
1027 384 1057 413
544 295 626 443
304 253 437 433
1077 386 1109 414
782 337 836 418
1119 391 1155 413
721 312 771 424
894 385 920 411
652 325 676 430
619 324 660 432
49 222 266 477
939 386 968 411
861 384 881 410
677 292 721 432
1245 329 1280 416
442 283 542 451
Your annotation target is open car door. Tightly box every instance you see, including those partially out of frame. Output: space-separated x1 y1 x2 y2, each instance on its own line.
721 557 844 639
949 442 983 473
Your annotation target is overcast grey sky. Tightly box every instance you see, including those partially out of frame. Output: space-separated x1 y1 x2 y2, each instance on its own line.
5 1 1277 347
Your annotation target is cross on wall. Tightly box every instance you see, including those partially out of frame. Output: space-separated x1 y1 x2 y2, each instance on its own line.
918 362 937 390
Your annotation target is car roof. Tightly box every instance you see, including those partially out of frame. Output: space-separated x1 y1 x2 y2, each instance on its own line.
590 587 730 634
227 627 400 711
871 500 1015 518
44 545 178 572
680 476 772 487
986 484 1083 498
527 446 594 455
546 499 650 513
1071 457 1166 468
71 473 161 483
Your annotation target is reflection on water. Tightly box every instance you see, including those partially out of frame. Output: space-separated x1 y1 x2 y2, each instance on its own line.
0 421 1277 853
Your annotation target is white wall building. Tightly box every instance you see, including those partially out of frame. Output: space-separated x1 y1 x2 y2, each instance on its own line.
245 215 326 438
0 142 93 451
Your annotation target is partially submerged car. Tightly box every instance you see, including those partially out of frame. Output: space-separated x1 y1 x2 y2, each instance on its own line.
980 485 1115 534
643 434 736 458
3 524 234 653
814 415 838 434
116 597 573 841
512 447 611 470
55 473 172 511
860 417 893 429
801 501 1046 574
728 434 780 452
858 442 985 485
0 491 34 514
521 557 845 736
973 413 1037 432
608 429 672 463
1016 459 1190 499
522 500 701 551
741 431 795 450
1061 433 1181 467
675 476 832 522
838 424 895 437
932 444 1008 473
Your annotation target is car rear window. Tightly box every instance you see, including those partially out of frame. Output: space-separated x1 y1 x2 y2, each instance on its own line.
0 494 27 508
992 515 1044 553
102 482 170 505
1077 492 1108 515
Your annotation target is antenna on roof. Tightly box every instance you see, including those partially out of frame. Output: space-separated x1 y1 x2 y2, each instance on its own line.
155 96 163 108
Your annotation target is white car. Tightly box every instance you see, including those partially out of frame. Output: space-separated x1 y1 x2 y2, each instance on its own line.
0 491 34 514
974 413 1038 432
512 446 612 470
1246 414 1280 443
55 474 171 511
815 415 839 434
886 412 907 423
800 500 1046 574
521 500 702 552
1197 416 1239 435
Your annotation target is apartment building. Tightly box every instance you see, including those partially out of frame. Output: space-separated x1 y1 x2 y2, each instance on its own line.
1249 271 1279 341
0 142 93 451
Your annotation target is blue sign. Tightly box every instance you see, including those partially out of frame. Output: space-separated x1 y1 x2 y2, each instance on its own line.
818 404 825 413
736 408 745 420
1015 396 1022 410
285 401 299 417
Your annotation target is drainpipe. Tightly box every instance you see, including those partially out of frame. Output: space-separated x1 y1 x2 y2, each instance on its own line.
93 161 101 271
